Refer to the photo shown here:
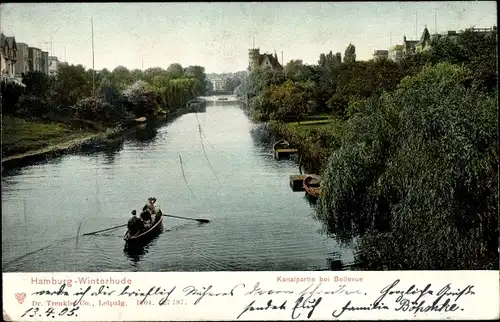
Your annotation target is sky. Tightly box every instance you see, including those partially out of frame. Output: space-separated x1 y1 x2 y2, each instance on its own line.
1 2 497 73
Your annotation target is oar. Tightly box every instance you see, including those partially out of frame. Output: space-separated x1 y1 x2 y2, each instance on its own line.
83 223 128 236
83 213 210 236
163 214 210 223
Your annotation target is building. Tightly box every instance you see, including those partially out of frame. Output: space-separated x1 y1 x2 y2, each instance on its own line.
373 49 389 61
15 42 29 77
41 51 49 75
465 26 497 37
430 26 497 45
48 56 59 75
28 47 42 72
248 48 283 72
415 26 432 53
1 33 18 78
212 77 227 92
388 45 404 62
402 36 419 56
48 56 68 76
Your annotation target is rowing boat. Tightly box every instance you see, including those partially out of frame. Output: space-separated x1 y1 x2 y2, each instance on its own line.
303 174 322 198
273 139 290 151
124 212 164 243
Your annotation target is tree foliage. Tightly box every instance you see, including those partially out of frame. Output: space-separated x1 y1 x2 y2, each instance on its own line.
2 60 209 125
317 63 498 269
22 71 53 98
166 63 185 80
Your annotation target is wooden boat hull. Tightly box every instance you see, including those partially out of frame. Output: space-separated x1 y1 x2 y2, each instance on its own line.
273 139 290 151
124 213 164 243
303 175 322 198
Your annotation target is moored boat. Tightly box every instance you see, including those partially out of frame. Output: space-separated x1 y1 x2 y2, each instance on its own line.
303 174 322 198
273 139 290 151
124 212 164 243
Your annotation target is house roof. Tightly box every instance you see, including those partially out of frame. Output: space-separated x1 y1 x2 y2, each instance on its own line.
6 36 16 49
404 39 419 47
259 53 283 69
417 27 431 46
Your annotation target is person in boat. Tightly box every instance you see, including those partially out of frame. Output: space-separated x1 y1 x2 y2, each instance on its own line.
141 210 153 229
128 210 143 234
140 206 152 225
142 197 156 216
142 197 163 224
152 198 163 219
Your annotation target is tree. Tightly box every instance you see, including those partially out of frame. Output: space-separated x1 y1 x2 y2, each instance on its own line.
343 43 356 63
184 65 207 94
130 69 144 82
204 79 214 94
223 76 242 94
111 66 132 90
97 77 128 121
143 67 166 83
52 64 90 107
22 71 53 97
166 63 184 80
284 59 304 80
122 80 157 117
1 82 24 114
318 54 327 67
317 63 498 270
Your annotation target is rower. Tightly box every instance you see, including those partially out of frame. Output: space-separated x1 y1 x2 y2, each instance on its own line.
152 198 163 220
140 208 152 225
142 197 156 215
128 210 143 234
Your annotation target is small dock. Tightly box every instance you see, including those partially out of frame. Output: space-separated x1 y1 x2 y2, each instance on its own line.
275 148 298 160
290 174 307 192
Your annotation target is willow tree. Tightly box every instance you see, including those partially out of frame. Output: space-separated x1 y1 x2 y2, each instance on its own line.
317 62 498 270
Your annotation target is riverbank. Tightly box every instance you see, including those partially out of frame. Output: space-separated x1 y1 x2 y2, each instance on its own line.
2 116 95 157
267 117 344 174
1 103 207 167
1 116 125 167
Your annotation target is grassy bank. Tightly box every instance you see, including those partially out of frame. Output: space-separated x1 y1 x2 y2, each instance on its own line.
2 116 98 159
2 103 202 164
269 117 344 174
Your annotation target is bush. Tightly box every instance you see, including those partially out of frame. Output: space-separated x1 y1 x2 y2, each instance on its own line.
1 82 24 114
18 95 50 118
74 96 113 124
122 80 157 117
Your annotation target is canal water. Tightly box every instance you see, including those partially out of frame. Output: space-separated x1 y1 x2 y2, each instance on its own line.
2 96 355 272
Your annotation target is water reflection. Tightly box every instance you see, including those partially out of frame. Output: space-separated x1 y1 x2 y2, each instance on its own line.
79 138 125 165
304 193 318 207
128 124 159 144
123 229 163 265
250 123 273 146
1 151 67 172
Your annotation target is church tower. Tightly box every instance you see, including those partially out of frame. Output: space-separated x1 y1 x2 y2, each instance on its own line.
248 48 260 71
248 36 260 72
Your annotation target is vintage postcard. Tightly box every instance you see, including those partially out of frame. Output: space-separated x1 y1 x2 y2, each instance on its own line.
1 2 499 321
